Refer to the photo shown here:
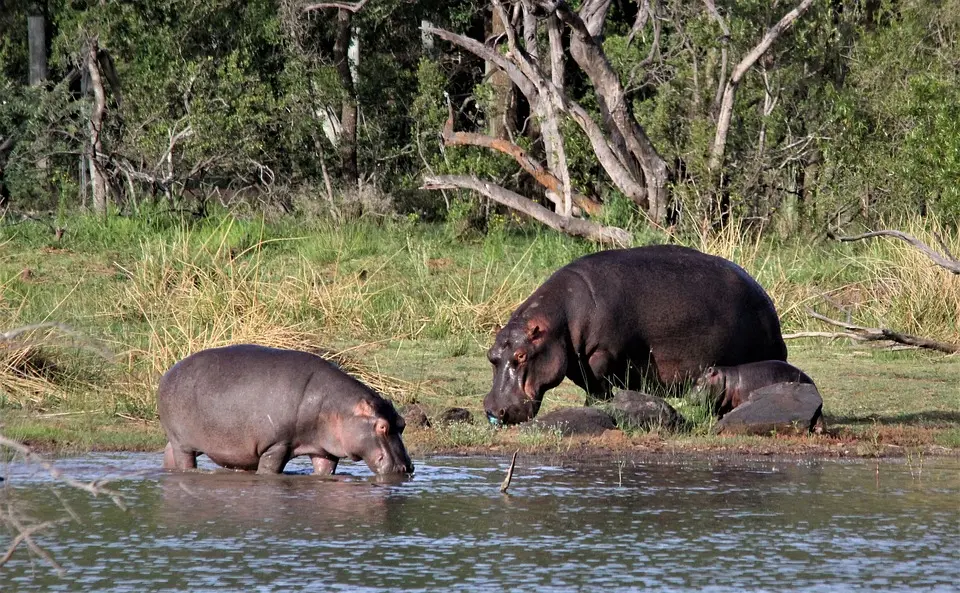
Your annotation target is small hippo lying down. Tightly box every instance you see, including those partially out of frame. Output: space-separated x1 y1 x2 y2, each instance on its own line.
158 345 413 476
695 360 815 417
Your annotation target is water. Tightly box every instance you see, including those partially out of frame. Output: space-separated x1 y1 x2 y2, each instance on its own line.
1 453 957 592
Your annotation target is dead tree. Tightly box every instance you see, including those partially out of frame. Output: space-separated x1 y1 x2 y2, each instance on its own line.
421 0 671 238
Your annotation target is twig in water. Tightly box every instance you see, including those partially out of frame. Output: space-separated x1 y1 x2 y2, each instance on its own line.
500 450 518 494
0 508 70 574
0 435 128 510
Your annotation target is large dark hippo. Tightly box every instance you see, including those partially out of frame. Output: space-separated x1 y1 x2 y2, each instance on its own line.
158 344 413 476
484 245 787 425
696 360 815 417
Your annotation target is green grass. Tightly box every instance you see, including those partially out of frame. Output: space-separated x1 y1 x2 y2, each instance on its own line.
1 210 958 456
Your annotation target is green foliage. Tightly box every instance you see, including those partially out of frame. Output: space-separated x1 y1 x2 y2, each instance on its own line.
0 0 958 237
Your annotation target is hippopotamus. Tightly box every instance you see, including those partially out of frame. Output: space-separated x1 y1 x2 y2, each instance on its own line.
695 360 815 417
484 245 787 425
158 344 413 476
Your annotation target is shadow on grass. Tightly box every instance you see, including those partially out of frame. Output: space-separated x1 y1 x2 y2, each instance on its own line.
825 411 960 426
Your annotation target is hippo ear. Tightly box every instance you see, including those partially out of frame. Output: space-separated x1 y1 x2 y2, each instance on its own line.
526 320 547 343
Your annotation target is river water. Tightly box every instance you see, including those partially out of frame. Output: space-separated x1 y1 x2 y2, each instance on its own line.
1 453 957 592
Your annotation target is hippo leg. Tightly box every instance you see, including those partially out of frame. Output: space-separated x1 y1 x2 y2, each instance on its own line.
256 443 292 475
311 455 339 476
581 350 614 404
163 442 198 470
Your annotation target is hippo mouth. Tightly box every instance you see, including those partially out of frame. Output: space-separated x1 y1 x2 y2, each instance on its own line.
486 397 541 426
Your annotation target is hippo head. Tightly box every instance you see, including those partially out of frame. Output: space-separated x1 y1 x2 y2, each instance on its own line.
693 367 727 410
336 399 414 476
694 366 726 402
483 316 567 426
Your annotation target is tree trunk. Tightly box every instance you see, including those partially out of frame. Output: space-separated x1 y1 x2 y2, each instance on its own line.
334 8 359 185
708 0 815 177
27 4 47 86
549 0 671 223
487 6 514 139
86 39 108 214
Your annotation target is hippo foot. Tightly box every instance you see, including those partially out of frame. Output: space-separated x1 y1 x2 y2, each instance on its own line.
311 456 339 475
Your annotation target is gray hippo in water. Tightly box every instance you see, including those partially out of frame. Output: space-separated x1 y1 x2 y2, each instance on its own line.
484 245 787 425
158 344 413 476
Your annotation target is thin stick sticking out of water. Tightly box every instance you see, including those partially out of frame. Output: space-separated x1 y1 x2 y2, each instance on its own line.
500 450 519 494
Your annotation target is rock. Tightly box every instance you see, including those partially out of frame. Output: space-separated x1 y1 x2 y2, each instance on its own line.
400 404 431 429
713 382 824 436
437 407 473 424
531 407 617 436
609 390 684 431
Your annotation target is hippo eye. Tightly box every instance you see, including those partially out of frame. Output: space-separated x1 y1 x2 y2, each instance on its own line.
515 351 527 364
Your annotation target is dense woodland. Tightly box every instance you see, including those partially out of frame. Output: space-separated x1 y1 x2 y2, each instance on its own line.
1 0 958 240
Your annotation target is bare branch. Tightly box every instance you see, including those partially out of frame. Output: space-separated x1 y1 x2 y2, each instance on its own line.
0 511 70 574
802 308 960 354
708 0 815 174
441 101 601 215
703 0 730 115
423 21 650 210
422 174 631 245
0 436 128 509
0 322 117 361
301 0 369 13
829 229 960 274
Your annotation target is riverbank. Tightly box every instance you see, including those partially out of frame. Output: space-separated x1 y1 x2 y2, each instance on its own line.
1 214 958 459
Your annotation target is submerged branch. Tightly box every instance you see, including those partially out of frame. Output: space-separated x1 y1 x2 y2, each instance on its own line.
500 450 519 493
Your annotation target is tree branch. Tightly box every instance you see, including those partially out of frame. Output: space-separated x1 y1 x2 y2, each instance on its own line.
0 436 129 509
441 102 600 215
802 308 960 354
301 0 370 13
829 229 960 274
708 0 815 174
424 21 650 210
422 174 631 245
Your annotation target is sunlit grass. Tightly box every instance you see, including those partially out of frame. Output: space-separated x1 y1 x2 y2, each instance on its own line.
0 210 957 455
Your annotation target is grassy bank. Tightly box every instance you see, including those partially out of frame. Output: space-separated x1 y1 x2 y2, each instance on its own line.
1 212 958 458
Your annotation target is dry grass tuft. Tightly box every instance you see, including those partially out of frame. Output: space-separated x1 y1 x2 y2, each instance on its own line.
113 227 430 413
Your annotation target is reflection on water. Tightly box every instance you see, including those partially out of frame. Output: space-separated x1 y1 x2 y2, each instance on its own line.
2 453 958 592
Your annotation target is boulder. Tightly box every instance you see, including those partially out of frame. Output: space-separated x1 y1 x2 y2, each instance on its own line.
437 407 473 425
531 407 617 436
713 382 824 436
609 390 684 431
399 404 431 429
